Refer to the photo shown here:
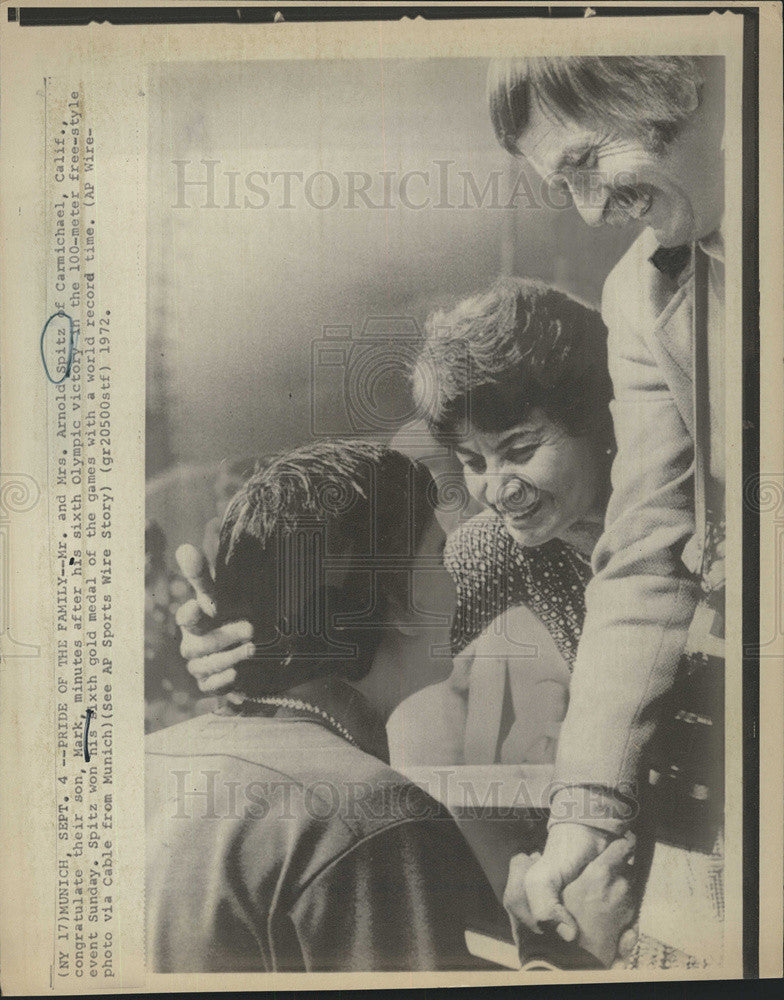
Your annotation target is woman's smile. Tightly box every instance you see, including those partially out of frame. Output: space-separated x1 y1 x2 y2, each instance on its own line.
505 497 544 525
455 411 604 547
502 494 555 547
496 476 543 520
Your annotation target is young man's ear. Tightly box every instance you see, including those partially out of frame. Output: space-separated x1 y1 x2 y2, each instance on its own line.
383 589 419 637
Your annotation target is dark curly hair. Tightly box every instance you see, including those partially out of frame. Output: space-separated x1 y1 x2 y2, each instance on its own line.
215 439 439 696
412 277 614 454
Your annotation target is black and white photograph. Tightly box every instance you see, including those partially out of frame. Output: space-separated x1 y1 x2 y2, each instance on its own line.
2 4 781 994
144 47 732 974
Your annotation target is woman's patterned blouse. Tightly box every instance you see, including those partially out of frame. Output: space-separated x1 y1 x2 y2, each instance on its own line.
444 511 593 666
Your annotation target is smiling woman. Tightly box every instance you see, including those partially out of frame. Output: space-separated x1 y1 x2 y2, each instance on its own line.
376 275 614 780
396 276 616 770
412 276 614 550
450 415 603 549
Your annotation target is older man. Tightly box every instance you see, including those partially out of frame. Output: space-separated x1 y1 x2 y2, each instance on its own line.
488 56 726 959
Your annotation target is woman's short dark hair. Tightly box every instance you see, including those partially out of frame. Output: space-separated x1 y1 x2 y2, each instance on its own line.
488 56 702 156
215 439 438 695
412 277 614 451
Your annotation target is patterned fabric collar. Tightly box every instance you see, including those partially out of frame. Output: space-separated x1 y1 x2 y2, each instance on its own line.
444 513 591 667
223 676 390 762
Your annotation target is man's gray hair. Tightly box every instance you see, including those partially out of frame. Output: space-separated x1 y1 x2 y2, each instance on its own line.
488 56 703 156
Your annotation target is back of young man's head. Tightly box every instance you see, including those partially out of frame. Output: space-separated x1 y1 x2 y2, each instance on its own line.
215 439 439 697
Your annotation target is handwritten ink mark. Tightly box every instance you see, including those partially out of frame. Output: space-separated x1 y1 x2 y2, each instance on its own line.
40 310 78 384
83 707 94 762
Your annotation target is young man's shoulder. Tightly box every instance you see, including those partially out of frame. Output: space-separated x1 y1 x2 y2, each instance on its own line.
146 710 452 841
146 712 497 972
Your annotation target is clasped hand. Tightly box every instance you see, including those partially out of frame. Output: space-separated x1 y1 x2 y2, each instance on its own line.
504 824 638 968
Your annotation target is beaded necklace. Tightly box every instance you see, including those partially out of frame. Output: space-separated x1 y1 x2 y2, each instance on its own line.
243 694 360 749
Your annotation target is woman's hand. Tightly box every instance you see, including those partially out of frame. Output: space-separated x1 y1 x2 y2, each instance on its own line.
175 544 255 694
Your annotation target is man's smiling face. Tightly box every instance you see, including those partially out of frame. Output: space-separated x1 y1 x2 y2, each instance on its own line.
517 97 723 247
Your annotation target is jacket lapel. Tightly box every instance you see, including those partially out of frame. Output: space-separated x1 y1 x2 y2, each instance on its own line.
646 262 695 438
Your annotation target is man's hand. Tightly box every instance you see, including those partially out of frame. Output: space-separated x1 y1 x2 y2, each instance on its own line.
505 835 638 968
504 822 610 943
561 835 638 967
175 544 255 694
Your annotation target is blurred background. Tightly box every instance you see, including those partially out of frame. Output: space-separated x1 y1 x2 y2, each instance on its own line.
145 57 635 730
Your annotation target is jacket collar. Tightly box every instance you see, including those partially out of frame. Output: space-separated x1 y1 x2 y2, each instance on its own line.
226 676 390 762
649 243 691 281
649 222 725 279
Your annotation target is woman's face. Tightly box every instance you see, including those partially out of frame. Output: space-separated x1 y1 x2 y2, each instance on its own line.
516 99 723 248
454 409 603 547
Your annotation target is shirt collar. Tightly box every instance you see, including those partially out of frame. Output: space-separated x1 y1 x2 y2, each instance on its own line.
698 225 725 263
227 676 390 762
649 243 692 281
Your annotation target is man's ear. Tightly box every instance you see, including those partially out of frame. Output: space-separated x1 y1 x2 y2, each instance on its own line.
682 75 701 115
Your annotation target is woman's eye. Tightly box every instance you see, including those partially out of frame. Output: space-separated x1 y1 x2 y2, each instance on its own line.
568 148 597 170
460 457 484 473
509 447 536 464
